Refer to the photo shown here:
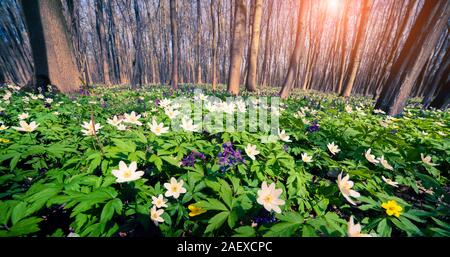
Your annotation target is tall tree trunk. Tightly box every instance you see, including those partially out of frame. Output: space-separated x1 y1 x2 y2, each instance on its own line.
375 0 450 116
260 0 273 87
279 0 307 99
339 0 370 97
132 0 143 87
245 0 262 92
21 0 80 93
227 0 247 95
211 0 218 91
423 48 450 108
169 0 179 89
429 78 450 109
196 0 202 84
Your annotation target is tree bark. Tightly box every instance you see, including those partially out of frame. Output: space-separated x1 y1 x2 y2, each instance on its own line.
21 0 81 92
340 0 370 97
169 0 179 89
245 0 262 92
279 0 307 99
375 0 450 116
227 0 247 95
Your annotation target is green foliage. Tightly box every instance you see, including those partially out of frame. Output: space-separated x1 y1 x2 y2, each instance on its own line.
0 84 449 237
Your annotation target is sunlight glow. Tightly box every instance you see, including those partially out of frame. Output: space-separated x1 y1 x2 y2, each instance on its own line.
326 0 342 12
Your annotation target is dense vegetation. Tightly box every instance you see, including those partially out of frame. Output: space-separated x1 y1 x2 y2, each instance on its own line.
0 84 448 237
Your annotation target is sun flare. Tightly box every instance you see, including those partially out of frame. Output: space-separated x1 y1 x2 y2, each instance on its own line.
327 0 342 12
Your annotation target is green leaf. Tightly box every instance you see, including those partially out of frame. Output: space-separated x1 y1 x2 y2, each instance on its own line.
204 211 229 234
112 139 136 153
11 202 28 225
7 217 42 236
218 179 233 209
376 218 391 237
233 226 256 237
196 198 229 211
100 199 120 224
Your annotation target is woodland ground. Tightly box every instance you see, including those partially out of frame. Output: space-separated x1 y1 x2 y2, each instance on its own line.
0 84 449 237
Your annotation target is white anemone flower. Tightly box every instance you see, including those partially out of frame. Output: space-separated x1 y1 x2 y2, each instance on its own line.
107 115 122 127
111 161 144 183
345 105 353 113
378 155 393 171
150 206 164 224
159 98 172 108
381 176 399 188
278 129 291 142
245 144 260 161
256 181 285 213
81 120 102 136
152 194 168 208
123 111 142 126
13 121 39 132
164 177 187 199
327 142 341 155
148 118 169 136
18 113 29 120
337 173 360 205
180 118 198 132
364 149 379 164
420 154 437 166
301 153 313 163
165 108 180 120
116 124 127 131
347 216 372 237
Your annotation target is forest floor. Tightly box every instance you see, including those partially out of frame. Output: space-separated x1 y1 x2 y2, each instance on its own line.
0 84 449 237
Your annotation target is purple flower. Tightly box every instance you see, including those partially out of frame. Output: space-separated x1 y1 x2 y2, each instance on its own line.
307 121 320 133
181 150 206 167
253 210 277 226
218 142 245 172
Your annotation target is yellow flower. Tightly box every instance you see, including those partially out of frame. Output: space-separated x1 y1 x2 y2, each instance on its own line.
381 200 403 218
0 138 10 143
188 204 206 217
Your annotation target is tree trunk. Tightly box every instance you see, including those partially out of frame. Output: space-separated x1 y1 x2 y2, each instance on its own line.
429 79 450 109
21 0 81 92
211 0 218 91
196 0 202 84
227 0 247 95
169 0 179 89
260 0 273 87
279 0 307 99
245 0 262 92
340 0 370 97
375 0 450 116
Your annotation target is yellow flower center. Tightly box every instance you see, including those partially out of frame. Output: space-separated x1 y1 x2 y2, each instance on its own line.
155 127 161 133
123 170 132 178
263 195 273 204
171 185 178 192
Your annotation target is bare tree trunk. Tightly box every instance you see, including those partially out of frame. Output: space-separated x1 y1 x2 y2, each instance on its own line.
375 0 450 116
245 0 262 92
211 0 218 91
340 0 370 97
196 0 202 84
169 0 179 89
21 0 80 92
227 0 247 95
279 0 307 99
260 0 273 87
430 79 450 109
